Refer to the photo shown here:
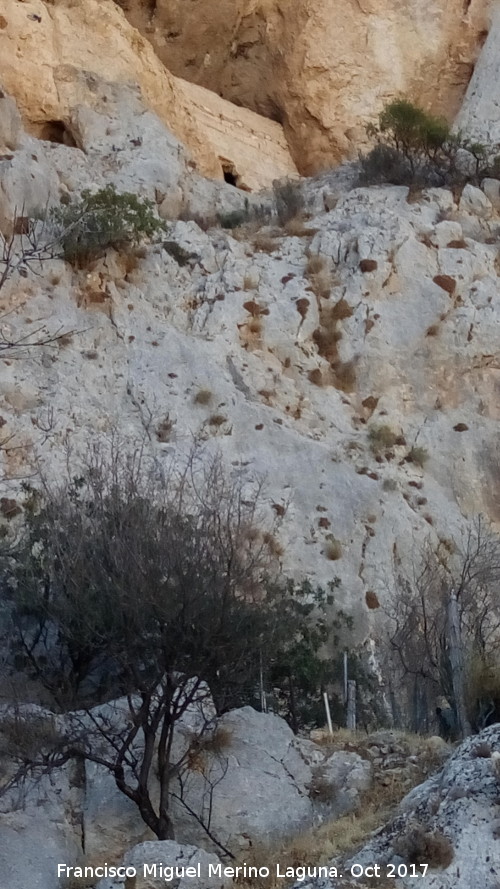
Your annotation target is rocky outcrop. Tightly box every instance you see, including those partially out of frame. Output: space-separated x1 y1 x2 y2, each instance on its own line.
171 707 314 852
3 94 500 620
0 80 270 233
0 0 297 189
298 725 500 889
121 0 492 174
454 3 500 145
95 841 233 889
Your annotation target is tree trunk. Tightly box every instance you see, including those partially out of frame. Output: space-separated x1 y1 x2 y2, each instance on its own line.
156 812 175 840
447 590 472 738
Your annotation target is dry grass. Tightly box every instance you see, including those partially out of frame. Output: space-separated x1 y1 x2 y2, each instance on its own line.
368 424 399 455
332 360 357 393
253 232 282 253
208 413 228 427
324 538 342 560
305 254 336 300
193 388 213 406
285 216 319 238
235 731 445 889
243 272 259 291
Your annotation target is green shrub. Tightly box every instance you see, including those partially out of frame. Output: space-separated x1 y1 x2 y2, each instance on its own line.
216 208 250 229
163 241 194 266
360 98 499 188
51 185 165 264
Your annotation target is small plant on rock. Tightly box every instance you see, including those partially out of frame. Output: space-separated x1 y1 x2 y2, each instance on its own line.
368 424 398 455
51 185 165 265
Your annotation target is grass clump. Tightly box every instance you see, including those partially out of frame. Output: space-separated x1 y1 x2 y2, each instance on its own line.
193 388 213 406
368 424 398 455
273 179 306 225
407 445 429 467
51 185 165 265
325 538 342 561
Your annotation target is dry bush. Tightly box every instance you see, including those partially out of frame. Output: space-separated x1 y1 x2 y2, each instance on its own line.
156 415 174 442
307 769 335 803
407 445 429 467
273 179 306 225
186 725 234 772
193 388 213 406
307 255 327 276
393 823 453 869
368 425 398 454
285 217 318 238
311 298 354 383
332 360 357 393
325 538 342 561
243 272 259 291
305 254 335 300
208 413 228 427
253 232 282 253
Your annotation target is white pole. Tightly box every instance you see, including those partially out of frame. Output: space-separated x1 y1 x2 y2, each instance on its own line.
343 650 348 704
347 680 357 731
323 691 333 736
259 651 267 713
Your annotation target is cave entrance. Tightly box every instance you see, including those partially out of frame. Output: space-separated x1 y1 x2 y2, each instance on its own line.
220 158 250 191
36 120 77 147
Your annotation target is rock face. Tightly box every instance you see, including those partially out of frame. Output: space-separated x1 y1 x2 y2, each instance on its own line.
95 840 232 889
454 3 500 144
171 707 314 851
0 706 83 889
122 0 492 173
3 95 500 626
0 78 271 233
0 0 297 189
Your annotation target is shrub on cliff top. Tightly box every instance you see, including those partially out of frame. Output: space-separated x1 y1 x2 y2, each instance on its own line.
360 98 500 188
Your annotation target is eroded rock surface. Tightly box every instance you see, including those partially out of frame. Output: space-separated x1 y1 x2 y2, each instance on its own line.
121 0 492 173
0 0 297 188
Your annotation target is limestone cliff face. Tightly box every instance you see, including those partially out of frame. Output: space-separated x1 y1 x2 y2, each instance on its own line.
0 0 298 189
122 0 492 174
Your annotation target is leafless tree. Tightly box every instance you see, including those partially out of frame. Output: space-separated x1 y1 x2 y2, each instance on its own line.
385 518 500 736
0 210 74 354
0 443 292 846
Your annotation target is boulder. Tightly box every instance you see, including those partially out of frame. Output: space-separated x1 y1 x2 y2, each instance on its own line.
170 706 314 851
96 840 232 889
458 184 493 220
309 751 372 819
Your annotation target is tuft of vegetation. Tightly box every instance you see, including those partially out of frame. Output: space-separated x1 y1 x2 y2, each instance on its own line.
325 538 343 561
359 98 500 188
407 445 429 467
217 208 250 229
393 824 454 869
163 241 194 266
51 185 165 265
368 424 399 455
273 179 306 226
193 388 213 406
